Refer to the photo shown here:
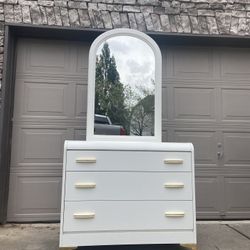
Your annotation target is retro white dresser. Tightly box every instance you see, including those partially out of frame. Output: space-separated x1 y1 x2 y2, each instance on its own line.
60 28 196 248
59 141 196 247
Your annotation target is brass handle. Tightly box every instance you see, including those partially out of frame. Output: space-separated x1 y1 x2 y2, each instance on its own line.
165 212 185 217
164 159 183 164
75 182 96 189
164 183 184 188
74 212 95 219
76 157 96 163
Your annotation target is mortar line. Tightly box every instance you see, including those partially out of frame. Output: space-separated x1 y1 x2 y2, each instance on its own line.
226 224 250 240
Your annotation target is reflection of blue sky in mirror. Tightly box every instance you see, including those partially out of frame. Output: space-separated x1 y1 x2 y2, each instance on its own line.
96 36 155 93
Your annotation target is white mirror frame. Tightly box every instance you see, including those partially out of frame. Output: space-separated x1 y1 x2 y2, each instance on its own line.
86 28 162 142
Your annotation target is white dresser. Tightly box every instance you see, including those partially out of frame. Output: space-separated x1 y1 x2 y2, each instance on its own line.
60 140 196 247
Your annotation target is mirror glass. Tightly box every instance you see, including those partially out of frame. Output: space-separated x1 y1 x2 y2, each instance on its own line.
94 36 155 136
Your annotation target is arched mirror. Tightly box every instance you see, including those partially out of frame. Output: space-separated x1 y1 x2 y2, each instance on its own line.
86 28 162 142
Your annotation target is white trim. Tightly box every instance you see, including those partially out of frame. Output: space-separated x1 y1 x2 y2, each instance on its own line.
86 28 162 142
66 140 194 151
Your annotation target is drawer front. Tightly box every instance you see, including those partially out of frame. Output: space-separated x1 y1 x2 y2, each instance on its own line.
63 201 194 232
65 172 193 201
66 151 191 172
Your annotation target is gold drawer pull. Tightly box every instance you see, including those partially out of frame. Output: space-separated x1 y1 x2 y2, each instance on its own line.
74 212 95 219
164 183 184 188
164 159 183 164
75 182 96 189
165 212 185 217
76 157 96 163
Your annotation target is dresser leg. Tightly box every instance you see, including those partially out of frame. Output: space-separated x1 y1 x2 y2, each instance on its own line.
181 244 198 250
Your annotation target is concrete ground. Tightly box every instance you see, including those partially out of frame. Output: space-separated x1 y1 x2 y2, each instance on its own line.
0 222 250 250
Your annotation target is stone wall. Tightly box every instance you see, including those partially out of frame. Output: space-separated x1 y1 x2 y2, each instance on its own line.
1 0 250 89
4 0 250 35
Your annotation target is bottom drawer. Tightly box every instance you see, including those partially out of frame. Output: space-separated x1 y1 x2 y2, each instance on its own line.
63 201 194 232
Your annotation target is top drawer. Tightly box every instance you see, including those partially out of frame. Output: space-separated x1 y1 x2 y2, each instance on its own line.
66 150 192 172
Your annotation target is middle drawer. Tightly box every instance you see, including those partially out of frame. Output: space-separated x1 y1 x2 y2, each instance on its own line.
65 172 193 201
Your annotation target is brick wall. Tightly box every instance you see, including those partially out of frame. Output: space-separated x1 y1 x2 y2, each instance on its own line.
1 0 250 89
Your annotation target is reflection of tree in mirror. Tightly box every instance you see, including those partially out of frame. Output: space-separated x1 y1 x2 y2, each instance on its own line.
128 81 155 136
95 42 128 132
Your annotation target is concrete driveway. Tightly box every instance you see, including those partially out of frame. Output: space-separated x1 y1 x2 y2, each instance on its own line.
0 222 250 250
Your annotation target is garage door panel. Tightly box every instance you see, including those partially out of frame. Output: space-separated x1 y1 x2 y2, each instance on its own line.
16 39 72 76
24 81 69 117
14 79 73 119
223 132 250 166
220 48 250 80
75 84 88 118
11 127 67 166
174 130 217 165
162 130 168 142
196 176 221 219
173 87 216 121
76 43 90 74
171 47 213 79
162 86 168 120
224 177 250 218
8 173 61 222
222 88 250 121
74 129 86 140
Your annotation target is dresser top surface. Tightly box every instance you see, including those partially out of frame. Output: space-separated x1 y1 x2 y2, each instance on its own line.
65 141 194 152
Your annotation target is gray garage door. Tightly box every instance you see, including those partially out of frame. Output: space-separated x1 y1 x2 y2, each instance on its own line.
7 38 89 222
162 46 250 219
7 38 250 221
